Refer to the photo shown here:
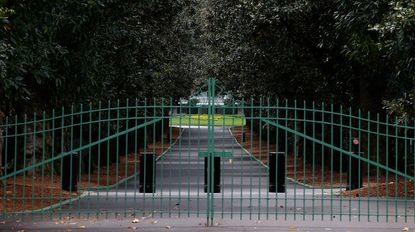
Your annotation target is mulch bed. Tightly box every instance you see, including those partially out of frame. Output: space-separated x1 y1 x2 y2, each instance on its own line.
232 126 414 198
0 127 181 212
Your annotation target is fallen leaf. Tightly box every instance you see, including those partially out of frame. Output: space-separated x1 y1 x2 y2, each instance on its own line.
165 226 171 229
78 225 86 229
151 220 158 224
128 226 137 230
132 218 140 223
402 227 409 232
289 225 298 231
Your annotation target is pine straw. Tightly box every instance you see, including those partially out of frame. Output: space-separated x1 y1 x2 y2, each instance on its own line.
232 126 414 198
0 127 181 212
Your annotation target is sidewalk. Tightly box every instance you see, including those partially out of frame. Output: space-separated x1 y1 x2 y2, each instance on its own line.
0 216 412 232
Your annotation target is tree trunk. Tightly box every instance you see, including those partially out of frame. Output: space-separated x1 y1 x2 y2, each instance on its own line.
359 75 385 113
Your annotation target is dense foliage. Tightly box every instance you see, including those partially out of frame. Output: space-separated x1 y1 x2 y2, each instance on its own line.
200 0 414 119
0 0 195 116
0 0 414 118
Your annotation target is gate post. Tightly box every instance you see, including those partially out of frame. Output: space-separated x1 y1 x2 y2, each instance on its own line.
204 156 220 193
139 152 156 193
347 138 362 190
269 152 285 193
62 152 79 192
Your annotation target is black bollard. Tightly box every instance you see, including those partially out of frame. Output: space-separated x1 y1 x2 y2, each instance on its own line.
62 152 79 192
347 138 362 190
269 152 285 193
204 156 220 193
139 152 156 193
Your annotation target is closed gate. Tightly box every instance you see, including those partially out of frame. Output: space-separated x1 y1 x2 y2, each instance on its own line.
0 79 414 224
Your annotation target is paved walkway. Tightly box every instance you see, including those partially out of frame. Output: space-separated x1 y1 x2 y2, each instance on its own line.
0 126 413 231
56 127 411 220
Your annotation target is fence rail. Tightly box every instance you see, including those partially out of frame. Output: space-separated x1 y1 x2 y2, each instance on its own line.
0 96 414 223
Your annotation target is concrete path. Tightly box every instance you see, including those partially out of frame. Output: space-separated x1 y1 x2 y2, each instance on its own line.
54 127 411 220
0 126 413 231
1 216 413 231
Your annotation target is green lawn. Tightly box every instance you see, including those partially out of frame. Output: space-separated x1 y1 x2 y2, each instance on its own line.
170 114 246 126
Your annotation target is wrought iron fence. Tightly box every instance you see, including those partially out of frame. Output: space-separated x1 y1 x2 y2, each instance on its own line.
0 81 414 224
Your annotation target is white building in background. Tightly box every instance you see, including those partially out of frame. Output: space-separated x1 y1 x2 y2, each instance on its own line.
172 92 243 115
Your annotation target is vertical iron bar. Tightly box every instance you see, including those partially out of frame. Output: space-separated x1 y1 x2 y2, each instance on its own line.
284 99 288 220
266 98 270 219
330 104 334 221
293 100 297 221
168 97 173 218
358 109 361 221
376 113 380 222
275 98 279 220
321 102 325 221
348 107 352 222
96 101 102 219
367 111 371 221
210 79 216 225
206 79 212 225
87 102 92 219
311 102 316 221
249 96 254 220
59 108 64 219
31 112 36 214
22 114 27 216
105 100 111 218
339 105 343 221
50 111 55 220
404 119 408 222
2 116 8 220
386 114 389 222
240 98 245 220
160 98 164 217
302 100 307 221
13 116 18 217
258 97 263 220
115 100 120 216
187 98 192 217
124 99 129 217
152 98 156 213
394 116 398 222
77 104 83 218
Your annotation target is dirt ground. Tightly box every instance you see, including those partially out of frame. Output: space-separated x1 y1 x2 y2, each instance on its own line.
0 127 181 212
231 126 414 198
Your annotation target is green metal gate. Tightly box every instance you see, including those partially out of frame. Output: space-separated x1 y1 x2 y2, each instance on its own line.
0 78 414 224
